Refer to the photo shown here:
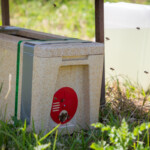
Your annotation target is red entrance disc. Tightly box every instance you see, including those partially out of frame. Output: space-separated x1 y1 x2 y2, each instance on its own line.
50 87 78 124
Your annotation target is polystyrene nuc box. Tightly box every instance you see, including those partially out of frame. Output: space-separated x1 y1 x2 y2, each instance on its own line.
0 26 104 133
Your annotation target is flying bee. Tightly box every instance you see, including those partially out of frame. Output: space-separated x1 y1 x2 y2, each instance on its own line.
144 71 149 74
106 37 110 40
136 27 140 30
110 67 115 71
53 3 57 7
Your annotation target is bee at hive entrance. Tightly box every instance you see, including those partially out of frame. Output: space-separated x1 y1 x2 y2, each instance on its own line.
50 87 78 124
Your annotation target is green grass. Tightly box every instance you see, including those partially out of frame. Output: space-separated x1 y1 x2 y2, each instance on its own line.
8 0 95 40
0 77 150 149
0 118 59 149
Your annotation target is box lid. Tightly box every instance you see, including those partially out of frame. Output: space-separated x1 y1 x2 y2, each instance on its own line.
0 27 104 58
26 40 104 58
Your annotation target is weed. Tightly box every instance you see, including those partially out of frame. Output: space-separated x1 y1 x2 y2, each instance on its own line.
0 76 150 149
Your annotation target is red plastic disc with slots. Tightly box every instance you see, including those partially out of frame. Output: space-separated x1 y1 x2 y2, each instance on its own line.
50 87 78 124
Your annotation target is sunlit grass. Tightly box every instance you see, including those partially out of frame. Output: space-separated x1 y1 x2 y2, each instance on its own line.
0 76 150 149
8 0 95 40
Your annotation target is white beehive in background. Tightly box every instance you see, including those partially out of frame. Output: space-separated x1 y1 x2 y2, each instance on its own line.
0 27 104 133
105 2 150 89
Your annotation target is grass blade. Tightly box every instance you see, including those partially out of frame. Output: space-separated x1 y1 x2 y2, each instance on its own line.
53 129 58 150
39 124 60 142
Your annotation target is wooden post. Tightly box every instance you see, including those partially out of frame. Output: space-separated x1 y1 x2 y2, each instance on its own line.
1 0 10 26
95 0 105 105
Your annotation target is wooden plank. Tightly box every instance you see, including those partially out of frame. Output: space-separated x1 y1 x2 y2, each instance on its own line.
95 0 105 105
1 0 10 26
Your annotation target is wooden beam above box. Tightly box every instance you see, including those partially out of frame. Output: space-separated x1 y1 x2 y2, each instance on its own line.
1 0 10 26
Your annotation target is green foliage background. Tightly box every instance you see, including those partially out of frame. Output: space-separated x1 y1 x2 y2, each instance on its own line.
0 0 150 39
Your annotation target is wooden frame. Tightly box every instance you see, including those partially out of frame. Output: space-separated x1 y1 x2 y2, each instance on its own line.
0 0 105 104
95 0 105 105
1 0 10 26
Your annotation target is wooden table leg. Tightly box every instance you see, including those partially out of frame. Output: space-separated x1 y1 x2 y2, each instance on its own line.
1 0 10 26
95 0 105 105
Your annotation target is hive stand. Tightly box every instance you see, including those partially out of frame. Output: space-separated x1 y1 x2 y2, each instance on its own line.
0 0 105 105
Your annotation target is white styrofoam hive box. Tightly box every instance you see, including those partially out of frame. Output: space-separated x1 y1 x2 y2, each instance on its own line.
0 26 104 133
105 2 150 89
